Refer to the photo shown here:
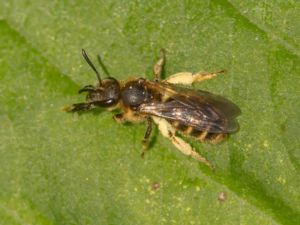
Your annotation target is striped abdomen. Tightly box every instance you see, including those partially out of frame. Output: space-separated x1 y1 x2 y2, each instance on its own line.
168 120 227 144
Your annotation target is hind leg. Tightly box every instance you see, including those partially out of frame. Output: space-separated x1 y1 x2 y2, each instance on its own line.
152 117 213 169
163 70 225 85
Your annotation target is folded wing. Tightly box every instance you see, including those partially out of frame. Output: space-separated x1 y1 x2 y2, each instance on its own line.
139 82 241 133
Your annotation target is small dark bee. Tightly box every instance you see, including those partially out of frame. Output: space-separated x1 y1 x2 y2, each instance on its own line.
64 49 241 168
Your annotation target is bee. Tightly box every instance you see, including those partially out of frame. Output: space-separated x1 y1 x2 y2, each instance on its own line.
64 49 241 169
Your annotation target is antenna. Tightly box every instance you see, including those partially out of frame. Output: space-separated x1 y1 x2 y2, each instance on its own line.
97 54 111 77
82 49 102 85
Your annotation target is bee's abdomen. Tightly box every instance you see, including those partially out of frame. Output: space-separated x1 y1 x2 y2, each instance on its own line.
169 120 227 144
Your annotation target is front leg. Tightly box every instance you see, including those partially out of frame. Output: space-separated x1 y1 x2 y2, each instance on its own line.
152 117 213 169
163 70 225 85
113 113 127 123
63 102 94 112
113 109 145 124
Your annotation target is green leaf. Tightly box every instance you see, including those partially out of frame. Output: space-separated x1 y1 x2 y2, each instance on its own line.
0 1 299 224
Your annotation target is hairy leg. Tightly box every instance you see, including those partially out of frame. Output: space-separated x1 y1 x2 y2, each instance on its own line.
152 117 213 169
163 70 225 85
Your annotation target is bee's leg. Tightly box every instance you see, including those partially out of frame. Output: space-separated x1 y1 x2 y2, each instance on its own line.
164 70 225 85
113 109 145 123
141 117 153 158
153 49 166 81
63 103 94 112
152 117 213 169
113 113 127 123
208 133 228 144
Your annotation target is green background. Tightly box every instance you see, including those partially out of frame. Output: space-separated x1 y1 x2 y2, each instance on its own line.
0 1 299 224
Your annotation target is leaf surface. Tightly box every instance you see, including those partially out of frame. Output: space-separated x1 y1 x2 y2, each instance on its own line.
0 1 299 224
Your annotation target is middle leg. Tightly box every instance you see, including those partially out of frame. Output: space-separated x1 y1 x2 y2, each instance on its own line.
141 117 153 158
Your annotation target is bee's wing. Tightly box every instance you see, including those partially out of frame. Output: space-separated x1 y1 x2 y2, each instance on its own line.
140 82 241 133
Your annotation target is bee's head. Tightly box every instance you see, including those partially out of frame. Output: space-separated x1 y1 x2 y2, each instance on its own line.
63 49 121 113
78 49 120 107
79 77 120 107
